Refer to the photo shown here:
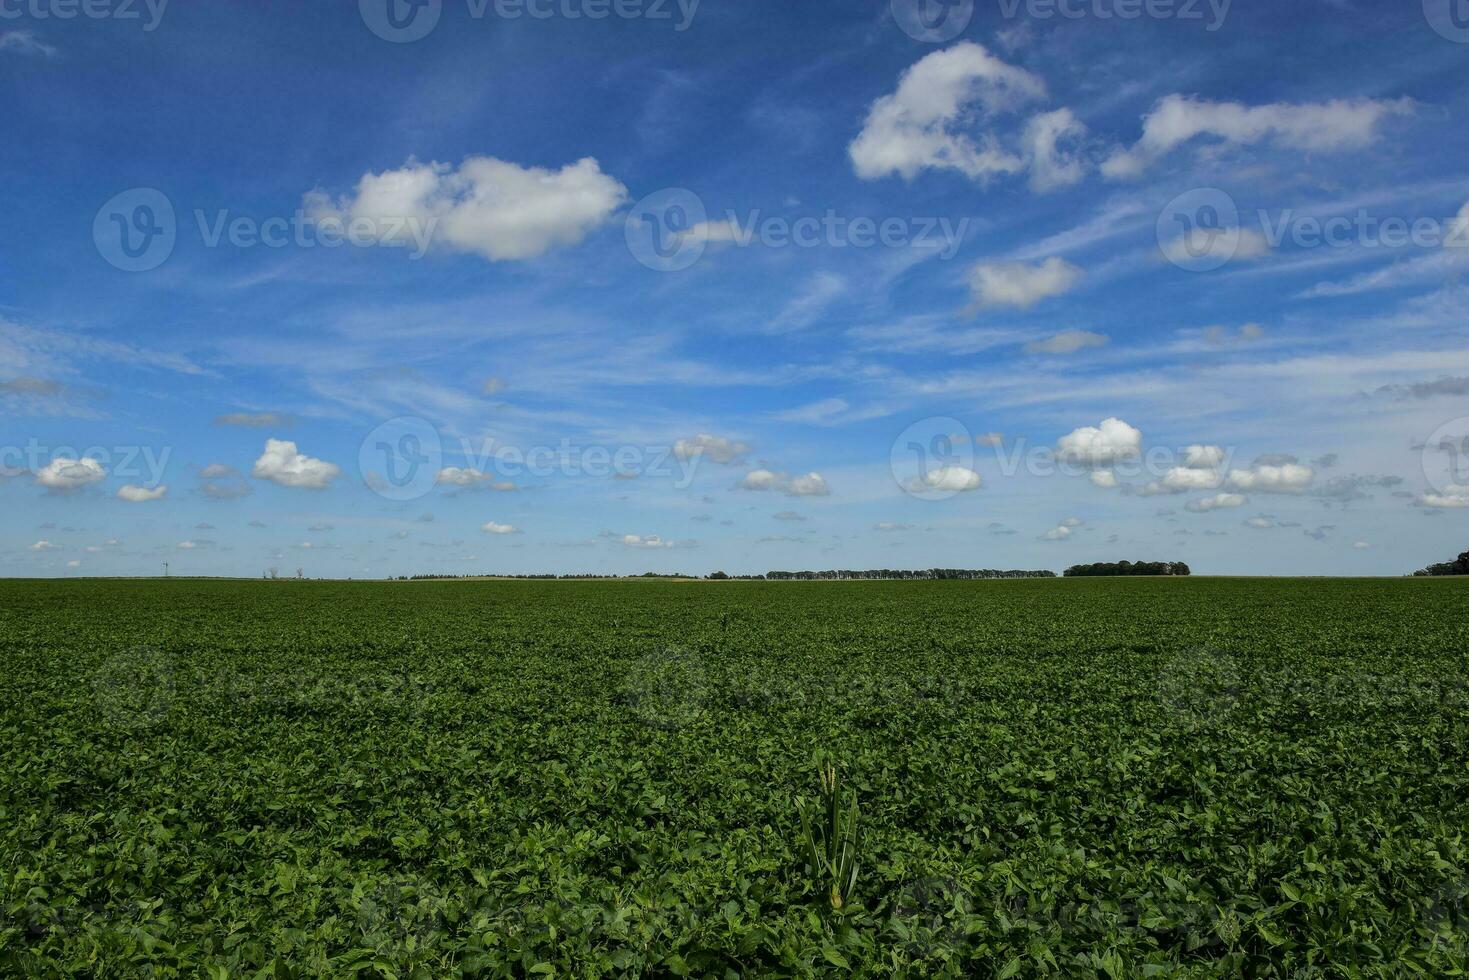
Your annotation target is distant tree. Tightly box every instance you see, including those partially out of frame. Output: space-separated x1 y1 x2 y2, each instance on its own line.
1064 561 1191 577
708 570 730 580
1415 549 1469 576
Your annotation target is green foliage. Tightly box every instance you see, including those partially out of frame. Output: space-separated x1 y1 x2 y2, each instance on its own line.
0 577 1467 976
1416 548 1469 576
1064 560 1190 577
796 756 862 913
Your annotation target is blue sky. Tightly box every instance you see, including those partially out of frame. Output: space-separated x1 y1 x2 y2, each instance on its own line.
2 0 1468 577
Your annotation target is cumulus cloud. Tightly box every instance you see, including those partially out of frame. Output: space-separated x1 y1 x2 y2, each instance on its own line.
252 439 341 490
619 534 676 549
1055 418 1142 467
1041 524 1073 541
1183 445 1226 469
1243 516 1274 529
117 484 167 502
1227 463 1314 494
1186 492 1247 513
1022 108 1088 192
29 540 61 551
35 457 106 492
970 257 1082 310
909 465 984 493
849 42 1044 183
1103 95 1413 178
305 156 628 262
1090 470 1119 489
787 473 831 496
673 434 752 465
1421 487 1469 509
481 522 521 535
1024 329 1108 355
740 469 830 496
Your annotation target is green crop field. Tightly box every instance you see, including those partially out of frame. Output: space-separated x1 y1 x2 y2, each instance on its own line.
2 578 1467 977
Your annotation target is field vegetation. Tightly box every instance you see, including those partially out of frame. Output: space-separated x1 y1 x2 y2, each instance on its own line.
1 578 1466 977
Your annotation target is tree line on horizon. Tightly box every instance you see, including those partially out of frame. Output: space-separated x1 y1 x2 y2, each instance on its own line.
1063 561 1192 577
1413 549 1469 576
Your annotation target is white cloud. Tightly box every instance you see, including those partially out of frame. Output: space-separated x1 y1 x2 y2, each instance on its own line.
1186 492 1247 513
251 439 341 490
0 31 57 57
481 522 521 535
740 469 783 491
620 534 675 549
199 463 235 479
849 42 1044 182
177 540 200 549
35 457 106 491
305 156 628 262
740 469 831 496
970 257 1082 310
1183 445 1226 469
787 473 831 496
1421 488 1469 509
1103 95 1413 178
1055 418 1142 467
1042 524 1072 541
874 522 913 532
436 468 516 491
1089 470 1118 489
673 434 751 465
1022 108 1088 192
1160 227 1271 266
1353 541 1371 550
1243 516 1274 529
117 484 167 502
678 218 746 247
29 540 60 551
911 466 983 492
1227 463 1314 494
1024 329 1108 355
1061 516 1083 527
1139 467 1226 496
